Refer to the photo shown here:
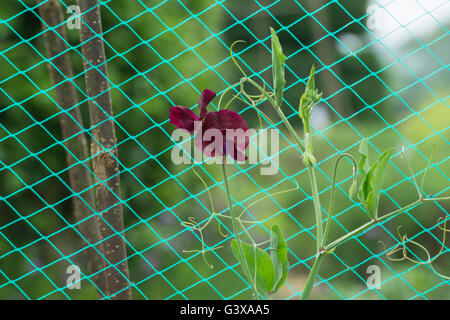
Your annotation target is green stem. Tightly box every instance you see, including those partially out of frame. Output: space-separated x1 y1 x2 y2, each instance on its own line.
301 154 357 300
323 154 358 247
424 196 450 202
276 116 324 298
308 168 323 251
274 106 305 153
299 199 423 300
300 124 324 300
325 199 423 251
301 253 323 300
244 76 324 298
221 162 258 297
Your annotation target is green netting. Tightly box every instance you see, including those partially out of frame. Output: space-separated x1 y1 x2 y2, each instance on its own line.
0 0 448 300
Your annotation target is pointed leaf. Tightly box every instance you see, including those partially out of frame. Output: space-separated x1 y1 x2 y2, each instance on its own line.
270 27 286 107
270 224 289 292
231 240 275 294
369 148 393 204
359 148 393 219
358 138 370 176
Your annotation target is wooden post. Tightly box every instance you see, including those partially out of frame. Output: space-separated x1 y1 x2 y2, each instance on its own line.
76 0 132 299
37 0 108 297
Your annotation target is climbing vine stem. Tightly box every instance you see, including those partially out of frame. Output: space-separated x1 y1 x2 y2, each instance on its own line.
221 161 259 298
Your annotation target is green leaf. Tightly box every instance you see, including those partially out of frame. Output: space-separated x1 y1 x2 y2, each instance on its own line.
231 240 275 294
270 224 289 292
299 65 322 130
270 27 286 107
359 148 393 219
358 138 370 176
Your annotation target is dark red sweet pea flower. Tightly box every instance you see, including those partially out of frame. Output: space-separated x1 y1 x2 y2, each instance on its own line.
169 89 249 161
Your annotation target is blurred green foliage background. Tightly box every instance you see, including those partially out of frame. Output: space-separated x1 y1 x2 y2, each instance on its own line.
0 0 448 299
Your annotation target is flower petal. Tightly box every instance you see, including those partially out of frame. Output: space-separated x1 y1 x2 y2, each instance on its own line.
225 137 248 161
169 106 199 133
200 110 249 159
203 110 249 132
198 89 216 119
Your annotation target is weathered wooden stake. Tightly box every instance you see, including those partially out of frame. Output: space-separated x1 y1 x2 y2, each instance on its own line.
76 0 132 299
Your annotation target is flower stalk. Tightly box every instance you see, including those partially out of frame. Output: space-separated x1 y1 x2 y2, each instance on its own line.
221 161 259 297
